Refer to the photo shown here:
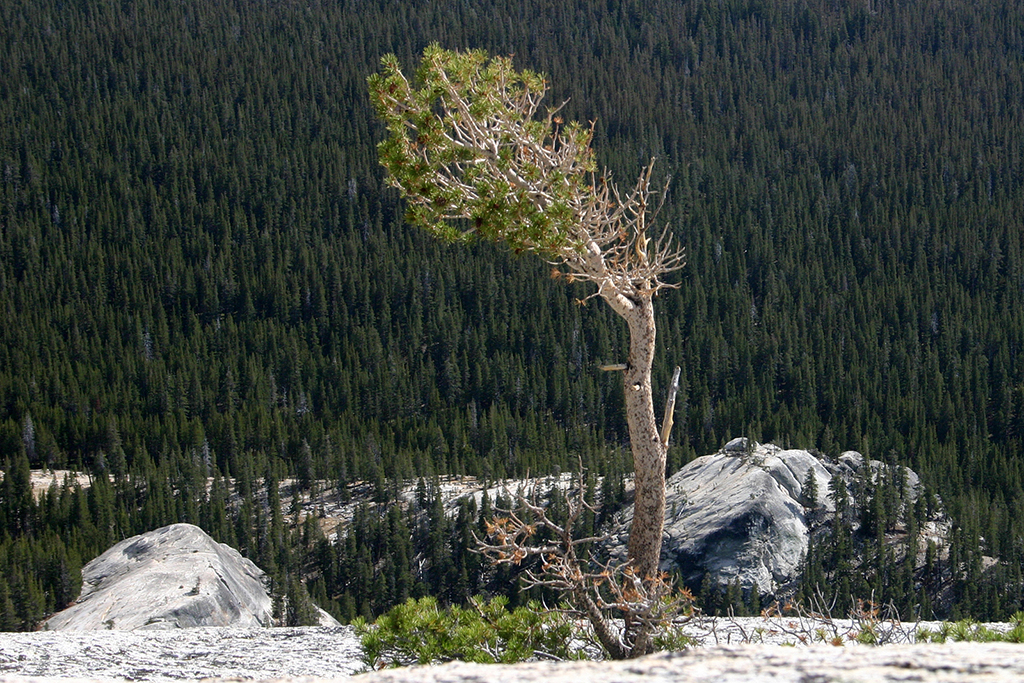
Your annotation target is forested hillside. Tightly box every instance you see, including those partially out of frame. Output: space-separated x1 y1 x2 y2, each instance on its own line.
1 0 1022 626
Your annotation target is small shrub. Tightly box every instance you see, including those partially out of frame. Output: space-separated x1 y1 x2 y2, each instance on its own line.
948 620 1003 643
854 624 878 645
916 619 1024 644
1002 624 1024 643
650 623 697 651
355 596 585 669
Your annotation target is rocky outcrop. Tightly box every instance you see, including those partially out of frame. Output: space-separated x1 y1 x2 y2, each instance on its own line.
44 523 277 630
0 625 362 679
348 644 1024 683
608 439 928 599
6 627 1024 683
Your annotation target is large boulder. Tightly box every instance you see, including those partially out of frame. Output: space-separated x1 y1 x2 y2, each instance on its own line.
608 440 922 598
663 442 832 596
44 523 275 630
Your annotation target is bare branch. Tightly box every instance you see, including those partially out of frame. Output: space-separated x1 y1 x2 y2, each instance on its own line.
474 477 695 659
660 366 682 445
370 48 685 304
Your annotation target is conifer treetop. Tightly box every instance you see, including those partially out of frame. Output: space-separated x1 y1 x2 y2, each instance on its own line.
368 44 685 308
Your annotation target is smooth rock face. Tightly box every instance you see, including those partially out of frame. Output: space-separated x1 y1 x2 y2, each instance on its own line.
665 444 833 595
44 523 274 630
3 620 1023 683
610 442 833 596
348 644 1024 683
0 626 362 680
606 441 928 598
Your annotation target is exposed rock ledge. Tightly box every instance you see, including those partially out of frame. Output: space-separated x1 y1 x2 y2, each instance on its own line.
352 643 1024 683
44 524 276 630
4 642 1024 682
606 439 936 600
346 647 1024 683
43 523 337 631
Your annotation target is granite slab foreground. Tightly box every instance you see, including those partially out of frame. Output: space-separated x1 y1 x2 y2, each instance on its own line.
3 643 1024 683
347 644 1024 683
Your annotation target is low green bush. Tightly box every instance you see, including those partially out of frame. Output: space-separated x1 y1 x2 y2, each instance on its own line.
354 596 587 668
915 614 1024 644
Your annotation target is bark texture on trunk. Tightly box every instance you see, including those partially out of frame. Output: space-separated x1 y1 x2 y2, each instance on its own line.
619 297 666 580
585 240 668 582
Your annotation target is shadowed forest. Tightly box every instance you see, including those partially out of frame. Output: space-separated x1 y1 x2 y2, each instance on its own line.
1 0 1022 628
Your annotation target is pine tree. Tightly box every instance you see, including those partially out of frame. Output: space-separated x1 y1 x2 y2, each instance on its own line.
369 45 685 586
801 466 819 509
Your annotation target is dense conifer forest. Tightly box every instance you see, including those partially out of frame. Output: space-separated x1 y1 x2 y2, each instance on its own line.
1 0 1022 628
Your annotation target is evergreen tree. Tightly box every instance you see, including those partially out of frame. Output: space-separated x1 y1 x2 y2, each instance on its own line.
801 467 819 509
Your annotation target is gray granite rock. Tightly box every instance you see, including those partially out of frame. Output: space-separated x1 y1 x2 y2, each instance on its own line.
0 625 361 680
608 441 928 599
43 523 276 630
346 643 1024 683
2 622 1024 682
609 443 832 596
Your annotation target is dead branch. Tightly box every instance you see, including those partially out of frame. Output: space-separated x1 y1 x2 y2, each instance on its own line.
474 475 694 659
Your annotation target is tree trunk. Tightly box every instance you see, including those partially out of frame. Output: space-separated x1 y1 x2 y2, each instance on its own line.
620 297 666 580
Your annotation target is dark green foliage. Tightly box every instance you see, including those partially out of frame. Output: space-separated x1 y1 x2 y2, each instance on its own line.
284 574 321 627
356 595 583 667
801 467 819 509
0 0 1022 625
